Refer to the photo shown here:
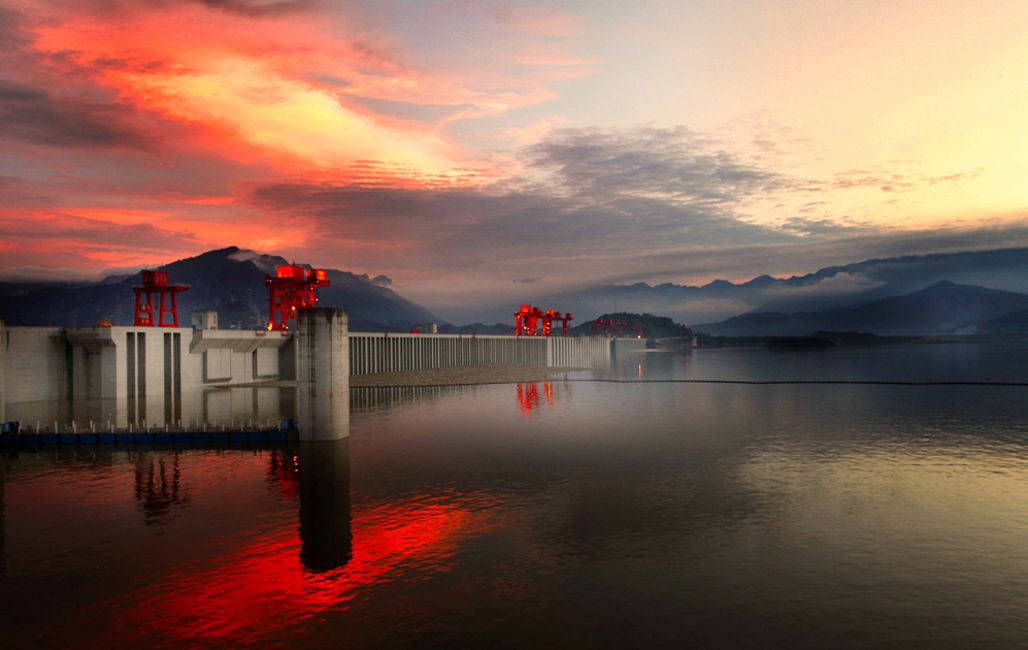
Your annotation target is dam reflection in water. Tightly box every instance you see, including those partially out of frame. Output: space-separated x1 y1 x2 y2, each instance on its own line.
298 440 352 572
1 437 480 646
103 441 487 646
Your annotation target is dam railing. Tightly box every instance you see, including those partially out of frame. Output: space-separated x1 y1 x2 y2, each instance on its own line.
347 333 612 376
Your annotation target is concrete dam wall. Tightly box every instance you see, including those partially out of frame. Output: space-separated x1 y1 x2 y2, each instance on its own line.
348 333 611 376
2 315 620 428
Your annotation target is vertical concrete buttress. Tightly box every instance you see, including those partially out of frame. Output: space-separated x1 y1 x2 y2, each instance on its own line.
296 308 349 441
0 320 5 423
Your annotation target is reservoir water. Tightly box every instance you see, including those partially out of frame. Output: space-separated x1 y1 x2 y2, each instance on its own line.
2 342 1028 647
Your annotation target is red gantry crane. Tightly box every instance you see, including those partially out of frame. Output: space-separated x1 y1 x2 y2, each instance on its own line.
591 318 627 338
514 305 573 337
542 309 574 337
133 271 190 327
265 264 330 331
514 305 542 336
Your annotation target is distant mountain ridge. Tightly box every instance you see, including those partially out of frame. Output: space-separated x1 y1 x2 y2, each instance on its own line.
978 308 1028 335
0 247 437 330
456 247 1028 325
696 281 1028 336
9 246 1028 334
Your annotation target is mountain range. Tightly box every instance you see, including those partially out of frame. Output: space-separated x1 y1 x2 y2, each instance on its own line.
6 246 1028 336
695 281 1028 336
460 247 1028 326
0 247 437 330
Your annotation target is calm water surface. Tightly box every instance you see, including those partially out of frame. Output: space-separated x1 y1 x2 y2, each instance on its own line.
2 342 1028 648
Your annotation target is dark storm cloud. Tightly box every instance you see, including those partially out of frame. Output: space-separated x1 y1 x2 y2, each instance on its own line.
249 126 843 279
0 6 38 73
251 183 493 235
526 125 807 203
193 0 313 17
0 79 149 148
779 216 873 237
250 180 797 272
0 7 29 48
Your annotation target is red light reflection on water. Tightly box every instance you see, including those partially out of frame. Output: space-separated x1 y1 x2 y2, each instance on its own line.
516 382 540 416
267 449 300 501
516 382 556 417
107 500 489 644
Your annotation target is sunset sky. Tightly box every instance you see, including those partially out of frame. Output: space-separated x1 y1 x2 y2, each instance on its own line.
1 0 1026 312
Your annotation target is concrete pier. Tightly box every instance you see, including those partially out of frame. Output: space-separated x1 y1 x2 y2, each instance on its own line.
296 308 349 441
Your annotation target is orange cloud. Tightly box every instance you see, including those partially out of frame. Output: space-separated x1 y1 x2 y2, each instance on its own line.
31 19 462 180
24 2 581 190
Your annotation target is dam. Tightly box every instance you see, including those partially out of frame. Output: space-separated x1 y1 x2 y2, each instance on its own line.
0 311 639 440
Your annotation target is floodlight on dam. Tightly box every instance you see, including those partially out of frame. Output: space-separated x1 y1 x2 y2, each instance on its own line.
133 270 191 327
265 264 331 331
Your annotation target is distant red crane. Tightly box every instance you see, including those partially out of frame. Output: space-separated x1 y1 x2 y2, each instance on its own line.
591 318 627 338
543 309 574 337
133 270 190 327
265 264 330 331
514 305 573 336
514 304 542 336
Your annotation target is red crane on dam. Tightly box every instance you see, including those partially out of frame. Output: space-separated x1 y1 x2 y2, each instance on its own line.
133 271 190 327
514 305 573 337
591 317 627 338
514 304 542 336
265 264 330 331
543 309 574 337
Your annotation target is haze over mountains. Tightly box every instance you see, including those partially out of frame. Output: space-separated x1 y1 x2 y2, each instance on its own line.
697 281 1028 336
457 247 1028 327
0 247 436 330
6 246 1028 336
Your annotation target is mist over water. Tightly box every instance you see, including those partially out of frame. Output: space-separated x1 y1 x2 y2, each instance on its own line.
2 342 1028 647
